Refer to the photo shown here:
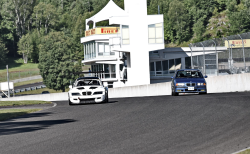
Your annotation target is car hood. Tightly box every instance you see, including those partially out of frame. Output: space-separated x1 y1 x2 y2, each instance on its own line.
175 78 206 83
70 86 104 92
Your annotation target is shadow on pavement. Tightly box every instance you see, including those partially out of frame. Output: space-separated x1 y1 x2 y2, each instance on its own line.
0 112 76 136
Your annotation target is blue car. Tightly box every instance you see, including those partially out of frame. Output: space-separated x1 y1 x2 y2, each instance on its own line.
171 69 207 96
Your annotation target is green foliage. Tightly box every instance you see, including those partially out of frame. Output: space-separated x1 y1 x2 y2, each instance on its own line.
0 39 9 64
38 32 81 92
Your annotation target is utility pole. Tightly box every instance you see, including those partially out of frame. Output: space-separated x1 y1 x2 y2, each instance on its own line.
6 65 10 98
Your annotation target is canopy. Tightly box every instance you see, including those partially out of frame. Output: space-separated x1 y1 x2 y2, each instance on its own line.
86 0 128 26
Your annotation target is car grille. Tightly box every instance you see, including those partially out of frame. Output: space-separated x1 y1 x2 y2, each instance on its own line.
82 92 92 95
80 98 95 103
186 83 196 86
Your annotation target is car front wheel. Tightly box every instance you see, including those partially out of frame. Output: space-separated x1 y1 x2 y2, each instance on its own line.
105 92 109 103
172 87 179 96
69 97 73 106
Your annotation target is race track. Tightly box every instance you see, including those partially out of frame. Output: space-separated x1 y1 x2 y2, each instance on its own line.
1 92 250 154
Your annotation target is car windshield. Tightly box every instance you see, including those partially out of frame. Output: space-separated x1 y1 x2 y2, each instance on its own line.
176 70 203 78
76 80 100 86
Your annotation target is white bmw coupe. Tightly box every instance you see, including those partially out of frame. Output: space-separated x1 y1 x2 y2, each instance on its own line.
68 77 108 105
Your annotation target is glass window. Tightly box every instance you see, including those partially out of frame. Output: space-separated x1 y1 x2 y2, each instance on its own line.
150 62 155 71
104 43 109 53
156 61 162 71
122 25 130 45
104 64 109 73
99 43 104 53
162 60 168 71
169 59 175 73
175 58 182 70
148 23 163 44
185 57 191 69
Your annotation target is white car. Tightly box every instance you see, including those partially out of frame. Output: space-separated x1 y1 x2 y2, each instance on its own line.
68 77 108 105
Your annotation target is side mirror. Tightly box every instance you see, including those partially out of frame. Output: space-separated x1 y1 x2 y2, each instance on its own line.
204 75 208 78
171 76 173 79
69 85 72 89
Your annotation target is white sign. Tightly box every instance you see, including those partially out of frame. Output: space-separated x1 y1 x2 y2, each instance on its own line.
0 82 14 91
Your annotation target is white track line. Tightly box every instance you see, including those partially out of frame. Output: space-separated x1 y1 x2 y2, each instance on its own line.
52 103 57 107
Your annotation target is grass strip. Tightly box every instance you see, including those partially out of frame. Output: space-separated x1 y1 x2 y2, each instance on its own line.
14 78 43 87
237 149 250 154
0 109 42 121
0 101 51 107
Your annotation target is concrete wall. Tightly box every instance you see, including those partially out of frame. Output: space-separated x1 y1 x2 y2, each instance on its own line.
1 73 250 102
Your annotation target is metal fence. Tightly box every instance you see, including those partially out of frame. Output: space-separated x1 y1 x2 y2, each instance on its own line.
0 70 40 83
189 32 250 76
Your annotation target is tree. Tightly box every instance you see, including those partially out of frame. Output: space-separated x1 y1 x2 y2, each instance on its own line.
38 32 82 92
32 2 59 34
17 33 33 63
168 0 190 43
0 39 9 65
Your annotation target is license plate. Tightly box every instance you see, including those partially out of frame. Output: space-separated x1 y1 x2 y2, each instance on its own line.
188 87 194 90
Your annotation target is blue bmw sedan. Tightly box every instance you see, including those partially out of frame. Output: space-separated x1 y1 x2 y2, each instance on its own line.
171 69 207 96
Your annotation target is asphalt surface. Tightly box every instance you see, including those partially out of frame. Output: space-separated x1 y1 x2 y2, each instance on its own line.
1 92 250 154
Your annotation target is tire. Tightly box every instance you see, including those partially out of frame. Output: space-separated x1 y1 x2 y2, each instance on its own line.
69 98 73 106
105 92 109 103
172 88 179 96
199 92 207 95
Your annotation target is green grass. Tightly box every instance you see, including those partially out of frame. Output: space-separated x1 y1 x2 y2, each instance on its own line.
0 109 42 121
14 78 43 87
237 149 250 154
0 57 40 82
15 88 69 96
0 101 51 107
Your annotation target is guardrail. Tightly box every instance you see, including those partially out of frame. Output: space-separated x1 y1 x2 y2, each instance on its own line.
0 84 46 98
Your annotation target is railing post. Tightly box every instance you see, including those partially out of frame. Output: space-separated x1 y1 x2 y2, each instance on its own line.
200 42 206 75
188 43 194 69
237 34 246 72
212 39 218 76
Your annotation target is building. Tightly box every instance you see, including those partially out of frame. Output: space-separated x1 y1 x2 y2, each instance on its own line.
81 0 233 88
81 0 164 88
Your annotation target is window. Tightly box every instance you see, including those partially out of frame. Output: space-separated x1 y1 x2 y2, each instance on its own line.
169 59 175 73
150 62 155 71
185 57 191 69
175 58 182 70
148 23 163 44
122 25 130 44
156 61 162 71
98 43 113 56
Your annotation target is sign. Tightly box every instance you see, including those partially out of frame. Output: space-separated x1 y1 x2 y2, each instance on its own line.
225 39 250 48
0 82 14 91
85 27 120 37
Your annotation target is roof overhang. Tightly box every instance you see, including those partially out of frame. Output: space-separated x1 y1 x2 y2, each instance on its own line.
82 57 117 65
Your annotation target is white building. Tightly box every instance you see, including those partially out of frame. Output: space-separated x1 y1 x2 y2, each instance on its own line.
81 0 164 88
81 0 228 87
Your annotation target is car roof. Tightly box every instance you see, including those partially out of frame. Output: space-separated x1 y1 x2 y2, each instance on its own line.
77 77 99 80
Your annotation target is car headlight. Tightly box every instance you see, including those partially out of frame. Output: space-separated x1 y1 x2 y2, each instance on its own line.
197 83 206 86
71 93 81 96
176 83 185 86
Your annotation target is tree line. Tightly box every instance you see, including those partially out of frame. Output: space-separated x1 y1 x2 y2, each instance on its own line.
1 0 250 64
0 0 250 90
